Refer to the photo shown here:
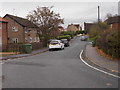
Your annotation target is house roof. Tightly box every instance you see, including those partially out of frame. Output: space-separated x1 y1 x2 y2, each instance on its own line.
58 26 64 29
74 24 80 29
105 16 120 24
0 17 8 23
68 24 80 29
3 14 38 28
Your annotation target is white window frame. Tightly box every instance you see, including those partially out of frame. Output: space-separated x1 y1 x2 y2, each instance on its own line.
34 37 37 42
110 24 113 29
37 37 40 42
28 37 32 43
25 30 28 33
25 38 28 42
12 26 18 32
12 38 18 43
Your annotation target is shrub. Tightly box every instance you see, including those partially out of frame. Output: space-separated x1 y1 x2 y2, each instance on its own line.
61 31 76 38
97 30 120 58
56 35 71 41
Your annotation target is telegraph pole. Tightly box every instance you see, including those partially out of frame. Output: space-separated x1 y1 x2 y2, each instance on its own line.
98 6 100 24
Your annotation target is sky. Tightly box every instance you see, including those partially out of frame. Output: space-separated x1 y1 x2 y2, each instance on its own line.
0 0 119 29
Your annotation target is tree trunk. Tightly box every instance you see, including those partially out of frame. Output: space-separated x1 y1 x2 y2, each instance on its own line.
43 35 49 47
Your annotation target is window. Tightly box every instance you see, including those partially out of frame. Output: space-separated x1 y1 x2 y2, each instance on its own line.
12 38 18 43
28 30 32 33
25 30 28 33
25 38 28 42
110 24 113 29
34 37 37 42
28 37 32 43
12 26 18 32
37 37 40 42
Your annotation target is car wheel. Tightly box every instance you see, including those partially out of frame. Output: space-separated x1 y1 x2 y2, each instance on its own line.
49 49 52 51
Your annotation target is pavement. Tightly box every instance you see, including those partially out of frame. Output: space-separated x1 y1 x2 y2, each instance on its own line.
1 47 49 60
85 43 120 76
2 37 118 88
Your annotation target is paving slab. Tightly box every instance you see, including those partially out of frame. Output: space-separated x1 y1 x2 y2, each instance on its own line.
86 44 120 73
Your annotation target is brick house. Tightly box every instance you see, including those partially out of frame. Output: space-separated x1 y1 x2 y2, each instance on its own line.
84 22 97 32
58 26 64 32
67 24 81 31
49 26 64 37
0 17 8 51
105 16 120 30
3 14 40 44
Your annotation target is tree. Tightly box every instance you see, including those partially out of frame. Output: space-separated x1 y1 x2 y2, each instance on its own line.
26 6 64 46
106 13 112 19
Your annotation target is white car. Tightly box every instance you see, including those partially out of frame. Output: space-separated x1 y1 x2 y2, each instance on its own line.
49 40 64 51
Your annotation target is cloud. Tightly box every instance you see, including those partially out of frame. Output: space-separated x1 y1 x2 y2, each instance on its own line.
0 2 118 29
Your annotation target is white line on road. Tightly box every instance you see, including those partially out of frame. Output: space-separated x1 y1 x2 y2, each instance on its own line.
79 50 120 79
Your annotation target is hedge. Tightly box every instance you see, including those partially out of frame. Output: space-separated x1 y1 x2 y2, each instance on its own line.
97 30 120 58
56 35 71 41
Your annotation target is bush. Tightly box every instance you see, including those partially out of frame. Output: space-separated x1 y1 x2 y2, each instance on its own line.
61 31 76 38
97 30 120 58
56 35 71 41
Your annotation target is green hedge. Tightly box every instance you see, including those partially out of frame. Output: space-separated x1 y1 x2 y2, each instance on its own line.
97 30 120 58
56 35 71 41
61 31 76 38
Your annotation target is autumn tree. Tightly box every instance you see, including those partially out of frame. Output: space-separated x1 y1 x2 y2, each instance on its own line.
26 6 64 46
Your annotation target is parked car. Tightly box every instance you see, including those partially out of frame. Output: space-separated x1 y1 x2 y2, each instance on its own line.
80 36 88 41
49 40 64 51
61 39 70 47
77 34 82 37
48 39 57 44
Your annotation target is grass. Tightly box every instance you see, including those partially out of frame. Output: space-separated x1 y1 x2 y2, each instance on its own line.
0 52 20 57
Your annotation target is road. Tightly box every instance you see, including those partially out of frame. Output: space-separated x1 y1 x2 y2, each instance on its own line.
2 37 118 88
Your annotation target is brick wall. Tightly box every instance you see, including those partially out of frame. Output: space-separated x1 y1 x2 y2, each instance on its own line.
110 23 120 30
4 16 25 44
0 22 8 51
7 42 44 53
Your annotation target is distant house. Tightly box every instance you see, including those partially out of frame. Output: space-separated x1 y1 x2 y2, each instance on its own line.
105 16 120 30
58 26 64 32
0 18 8 51
67 24 81 31
49 26 64 37
3 14 40 44
84 22 96 32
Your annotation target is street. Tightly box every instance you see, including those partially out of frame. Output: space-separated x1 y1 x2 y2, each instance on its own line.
2 37 118 88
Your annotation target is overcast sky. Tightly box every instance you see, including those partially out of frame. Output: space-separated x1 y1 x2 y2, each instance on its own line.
0 1 119 29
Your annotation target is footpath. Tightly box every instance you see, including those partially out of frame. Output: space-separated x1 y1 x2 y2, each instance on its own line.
0 47 48 61
85 43 120 76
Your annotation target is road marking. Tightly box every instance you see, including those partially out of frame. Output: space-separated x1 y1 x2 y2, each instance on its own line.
80 50 120 78
0 61 4 64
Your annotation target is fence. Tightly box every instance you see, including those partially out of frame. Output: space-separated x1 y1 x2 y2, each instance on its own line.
6 42 44 53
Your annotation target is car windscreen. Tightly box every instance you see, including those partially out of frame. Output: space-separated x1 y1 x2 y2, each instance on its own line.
61 40 68 43
81 36 85 38
50 41 59 44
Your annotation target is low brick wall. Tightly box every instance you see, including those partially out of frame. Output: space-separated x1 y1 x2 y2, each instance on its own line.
6 42 44 53
31 42 44 50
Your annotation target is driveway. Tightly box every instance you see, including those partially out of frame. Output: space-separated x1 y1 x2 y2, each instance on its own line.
2 37 118 88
